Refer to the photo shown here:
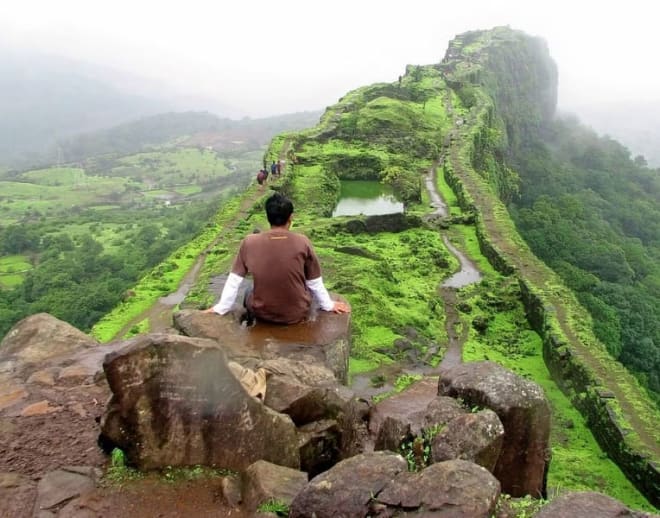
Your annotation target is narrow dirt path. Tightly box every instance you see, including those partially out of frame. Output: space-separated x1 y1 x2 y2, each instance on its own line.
111 141 292 340
426 141 482 372
443 95 660 457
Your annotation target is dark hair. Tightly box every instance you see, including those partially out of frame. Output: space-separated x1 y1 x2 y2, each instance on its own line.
265 192 294 226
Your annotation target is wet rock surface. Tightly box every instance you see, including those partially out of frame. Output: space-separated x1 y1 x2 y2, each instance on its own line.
174 307 351 382
439 361 551 497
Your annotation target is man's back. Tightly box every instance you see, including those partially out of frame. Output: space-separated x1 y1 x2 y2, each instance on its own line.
233 229 321 324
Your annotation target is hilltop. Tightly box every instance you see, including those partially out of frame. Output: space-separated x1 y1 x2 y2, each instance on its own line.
0 26 659 516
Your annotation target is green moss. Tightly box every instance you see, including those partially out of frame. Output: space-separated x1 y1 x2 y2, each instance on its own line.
310 228 450 363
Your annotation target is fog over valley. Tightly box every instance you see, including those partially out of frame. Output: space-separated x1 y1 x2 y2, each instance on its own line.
1 0 660 166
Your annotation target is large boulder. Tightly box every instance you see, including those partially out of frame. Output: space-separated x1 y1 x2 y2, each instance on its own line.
370 378 464 452
430 409 504 472
100 333 299 471
374 459 501 517
242 460 308 513
535 491 657 517
0 313 98 366
289 451 407 518
260 359 340 419
438 361 551 497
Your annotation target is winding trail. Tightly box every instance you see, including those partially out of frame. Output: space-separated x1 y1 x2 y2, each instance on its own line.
426 156 482 372
111 142 292 340
442 92 660 458
351 136 484 397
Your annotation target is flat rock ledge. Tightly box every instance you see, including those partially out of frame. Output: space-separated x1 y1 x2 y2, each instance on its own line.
173 307 351 383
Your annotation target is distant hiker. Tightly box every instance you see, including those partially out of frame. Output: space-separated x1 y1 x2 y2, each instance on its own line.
271 161 277 177
257 170 266 185
205 192 350 324
276 160 282 176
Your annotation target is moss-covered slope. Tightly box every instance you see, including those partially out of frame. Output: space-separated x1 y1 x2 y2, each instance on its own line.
438 26 659 507
176 26 657 510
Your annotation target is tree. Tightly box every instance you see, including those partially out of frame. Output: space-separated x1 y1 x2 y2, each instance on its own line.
380 166 421 208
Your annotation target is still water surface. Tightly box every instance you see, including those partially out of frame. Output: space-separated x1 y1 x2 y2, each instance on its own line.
332 181 403 217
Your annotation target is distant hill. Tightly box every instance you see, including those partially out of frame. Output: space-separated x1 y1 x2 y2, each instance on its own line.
0 50 177 167
0 49 259 170
566 101 660 167
58 110 323 163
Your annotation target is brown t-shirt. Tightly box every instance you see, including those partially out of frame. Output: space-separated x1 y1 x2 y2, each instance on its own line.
231 229 322 324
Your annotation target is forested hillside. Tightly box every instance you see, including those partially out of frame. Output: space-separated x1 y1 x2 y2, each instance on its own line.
510 119 660 400
438 27 660 404
0 111 320 338
0 50 169 167
58 110 322 162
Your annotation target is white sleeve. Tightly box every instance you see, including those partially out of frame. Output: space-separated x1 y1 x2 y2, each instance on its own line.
212 272 244 315
305 276 334 311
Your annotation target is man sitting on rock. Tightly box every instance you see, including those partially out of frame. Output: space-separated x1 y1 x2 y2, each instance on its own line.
205 192 350 324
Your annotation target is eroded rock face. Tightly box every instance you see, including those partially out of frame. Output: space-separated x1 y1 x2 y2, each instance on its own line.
438 361 551 497
375 459 500 517
535 491 656 518
431 409 504 472
370 378 464 452
100 333 299 471
289 451 407 518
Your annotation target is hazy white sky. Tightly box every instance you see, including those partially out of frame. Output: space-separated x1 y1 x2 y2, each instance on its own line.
1 0 658 117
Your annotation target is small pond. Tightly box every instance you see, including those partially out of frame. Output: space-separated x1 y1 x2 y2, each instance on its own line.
332 180 404 217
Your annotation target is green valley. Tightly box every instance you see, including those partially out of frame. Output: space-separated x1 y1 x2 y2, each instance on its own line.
1 26 659 514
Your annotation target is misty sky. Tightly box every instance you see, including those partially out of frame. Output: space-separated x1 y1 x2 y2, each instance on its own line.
1 0 658 117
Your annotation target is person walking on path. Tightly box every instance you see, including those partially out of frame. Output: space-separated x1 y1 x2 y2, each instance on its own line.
256 169 266 186
205 193 350 324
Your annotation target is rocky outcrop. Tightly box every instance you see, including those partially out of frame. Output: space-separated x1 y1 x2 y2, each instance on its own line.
100 333 300 470
6 312 639 517
0 313 98 366
290 453 500 518
438 361 551 497
289 451 407 518
374 459 500 517
0 313 110 509
369 378 463 451
534 491 658 518
430 409 505 472
173 309 351 383
242 460 308 513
